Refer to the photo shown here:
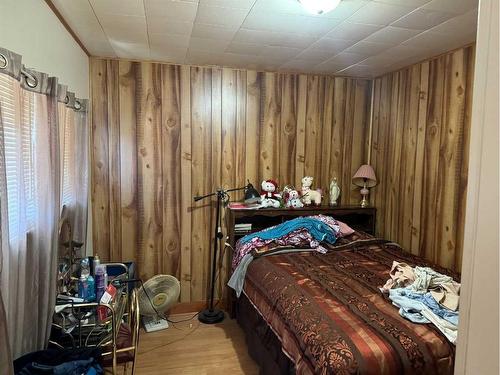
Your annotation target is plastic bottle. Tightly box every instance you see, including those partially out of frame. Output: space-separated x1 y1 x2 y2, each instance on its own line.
95 265 106 301
78 274 89 300
78 258 95 301
93 254 100 276
87 275 95 301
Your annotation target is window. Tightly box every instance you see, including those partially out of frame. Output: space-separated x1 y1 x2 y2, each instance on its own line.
0 74 37 243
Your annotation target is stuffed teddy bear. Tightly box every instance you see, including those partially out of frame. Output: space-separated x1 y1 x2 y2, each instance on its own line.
283 186 304 209
260 180 281 208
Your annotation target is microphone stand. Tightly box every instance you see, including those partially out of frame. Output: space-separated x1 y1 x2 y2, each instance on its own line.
193 185 250 324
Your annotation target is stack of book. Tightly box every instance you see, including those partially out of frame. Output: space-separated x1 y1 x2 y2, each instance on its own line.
235 223 252 235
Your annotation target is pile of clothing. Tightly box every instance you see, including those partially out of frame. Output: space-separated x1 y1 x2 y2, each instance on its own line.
229 215 342 296
381 261 460 343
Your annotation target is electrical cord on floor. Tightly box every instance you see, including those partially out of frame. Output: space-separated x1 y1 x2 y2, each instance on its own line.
120 279 199 327
119 239 232 327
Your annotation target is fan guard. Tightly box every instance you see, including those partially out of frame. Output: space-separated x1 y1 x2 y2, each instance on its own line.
137 274 180 317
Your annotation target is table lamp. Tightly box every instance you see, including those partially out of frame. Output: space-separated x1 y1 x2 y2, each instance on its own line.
352 164 377 208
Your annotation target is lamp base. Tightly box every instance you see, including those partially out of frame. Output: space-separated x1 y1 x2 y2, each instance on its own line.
198 308 225 324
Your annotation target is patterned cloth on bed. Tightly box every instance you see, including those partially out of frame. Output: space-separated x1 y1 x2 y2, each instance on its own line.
241 231 460 375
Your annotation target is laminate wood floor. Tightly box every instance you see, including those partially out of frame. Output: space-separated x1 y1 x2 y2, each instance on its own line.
134 312 259 375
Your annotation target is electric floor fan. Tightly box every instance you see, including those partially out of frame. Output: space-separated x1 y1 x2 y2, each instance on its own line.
137 274 180 332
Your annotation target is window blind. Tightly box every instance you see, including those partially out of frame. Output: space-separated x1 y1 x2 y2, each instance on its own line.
0 74 36 243
61 107 75 211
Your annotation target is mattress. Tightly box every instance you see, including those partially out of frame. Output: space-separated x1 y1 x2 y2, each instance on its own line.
239 231 458 375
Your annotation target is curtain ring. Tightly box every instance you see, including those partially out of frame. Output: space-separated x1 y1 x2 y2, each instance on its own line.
74 100 82 110
23 71 38 88
0 53 7 69
64 95 69 104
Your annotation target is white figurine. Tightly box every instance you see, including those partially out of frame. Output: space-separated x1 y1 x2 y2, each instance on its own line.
329 178 341 206
301 176 322 206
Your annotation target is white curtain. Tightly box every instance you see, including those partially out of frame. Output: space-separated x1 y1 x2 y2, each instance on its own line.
0 73 60 359
59 102 88 252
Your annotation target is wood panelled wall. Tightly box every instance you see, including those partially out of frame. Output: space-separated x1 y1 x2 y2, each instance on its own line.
370 46 475 272
90 58 371 302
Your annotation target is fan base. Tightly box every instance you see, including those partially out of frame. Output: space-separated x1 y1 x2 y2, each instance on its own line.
198 308 224 324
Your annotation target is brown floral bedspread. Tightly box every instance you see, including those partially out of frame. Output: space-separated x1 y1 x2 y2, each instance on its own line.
242 231 458 375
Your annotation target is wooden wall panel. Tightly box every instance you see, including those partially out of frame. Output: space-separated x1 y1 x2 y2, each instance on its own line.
161 64 182 279
179 66 192 302
190 67 213 301
118 61 139 264
370 46 475 271
136 63 163 278
90 58 371 302
90 59 111 261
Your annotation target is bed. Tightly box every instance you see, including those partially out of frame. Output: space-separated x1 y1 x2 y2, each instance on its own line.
231 227 459 375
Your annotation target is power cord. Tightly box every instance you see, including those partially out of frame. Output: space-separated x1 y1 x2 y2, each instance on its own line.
114 279 199 326
115 240 233 326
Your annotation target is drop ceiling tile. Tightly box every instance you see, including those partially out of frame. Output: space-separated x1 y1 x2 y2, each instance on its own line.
271 33 320 49
185 50 226 65
195 5 250 26
391 8 455 30
85 39 117 57
383 44 428 60
51 0 94 13
232 29 317 48
51 0 103 30
348 2 414 26
372 0 431 9
148 18 194 35
144 0 198 21
242 10 342 36
325 22 383 42
363 26 421 45
191 23 239 40
358 54 398 68
343 41 393 56
260 46 302 60
198 0 256 9
313 60 350 73
99 15 149 44
109 40 150 59
308 37 353 51
337 64 377 77
429 9 478 35
325 51 366 66
402 30 457 50
150 46 188 61
89 0 145 16
149 33 191 48
280 60 318 71
222 53 264 66
189 37 231 52
422 0 478 15
225 42 265 55
294 46 340 61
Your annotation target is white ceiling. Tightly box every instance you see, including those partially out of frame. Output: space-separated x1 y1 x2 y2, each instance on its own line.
51 0 478 77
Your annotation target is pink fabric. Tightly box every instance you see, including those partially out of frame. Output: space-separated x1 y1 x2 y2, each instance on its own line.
336 220 355 238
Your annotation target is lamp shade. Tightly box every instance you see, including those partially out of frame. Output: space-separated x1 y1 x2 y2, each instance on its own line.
352 164 377 188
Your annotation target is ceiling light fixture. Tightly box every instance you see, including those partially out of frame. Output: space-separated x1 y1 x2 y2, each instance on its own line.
298 0 341 15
